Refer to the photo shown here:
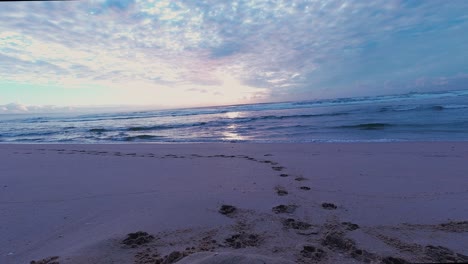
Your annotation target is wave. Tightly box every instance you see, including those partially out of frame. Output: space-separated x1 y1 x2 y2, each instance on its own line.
123 135 164 141
439 104 468 109
13 137 44 142
379 104 468 113
245 112 348 121
14 131 60 137
128 125 173 131
378 106 417 112
127 122 208 131
336 123 393 130
335 120 468 131
293 89 468 108
431 105 444 111
89 128 108 133
23 117 50 123
227 112 348 124
70 108 230 123
122 112 348 132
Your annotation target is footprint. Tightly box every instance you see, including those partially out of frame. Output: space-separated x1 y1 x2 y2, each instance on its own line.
272 166 285 171
322 203 337 210
30 256 60 264
272 204 297 214
219 205 237 216
301 245 326 261
425 245 468 263
275 186 288 196
122 231 155 248
225 233 262 248
341 222 359 231
282 218 312 230
295 176 308 181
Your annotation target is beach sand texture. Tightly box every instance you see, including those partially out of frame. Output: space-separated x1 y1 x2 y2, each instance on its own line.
1 143 468 263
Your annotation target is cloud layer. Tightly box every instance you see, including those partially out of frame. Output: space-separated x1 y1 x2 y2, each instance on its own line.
1 0 468 108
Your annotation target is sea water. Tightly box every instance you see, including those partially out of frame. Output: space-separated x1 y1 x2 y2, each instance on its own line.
1 89 467 143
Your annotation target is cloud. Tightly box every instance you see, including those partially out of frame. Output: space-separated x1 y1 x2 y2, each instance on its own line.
0 102 76 114
0 0 468 106
2 103 29 113
0 102 127 114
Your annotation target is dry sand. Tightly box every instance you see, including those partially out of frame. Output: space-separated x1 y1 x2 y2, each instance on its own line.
1 143 468 264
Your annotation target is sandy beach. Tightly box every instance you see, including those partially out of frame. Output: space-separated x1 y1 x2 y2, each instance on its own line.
1 143 468 264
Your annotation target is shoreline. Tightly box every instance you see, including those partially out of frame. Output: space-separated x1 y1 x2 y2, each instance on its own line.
2 142 468 263
1 139 468 144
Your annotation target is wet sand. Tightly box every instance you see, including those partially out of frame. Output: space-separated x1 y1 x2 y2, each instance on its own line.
1 143 468 263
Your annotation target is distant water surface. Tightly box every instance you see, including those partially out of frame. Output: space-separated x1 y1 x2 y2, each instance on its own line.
1 89 468 143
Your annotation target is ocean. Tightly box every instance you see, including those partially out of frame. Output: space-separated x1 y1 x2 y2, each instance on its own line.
1 89 468 143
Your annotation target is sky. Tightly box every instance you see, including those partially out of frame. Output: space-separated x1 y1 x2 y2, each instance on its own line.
1 0 468 112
